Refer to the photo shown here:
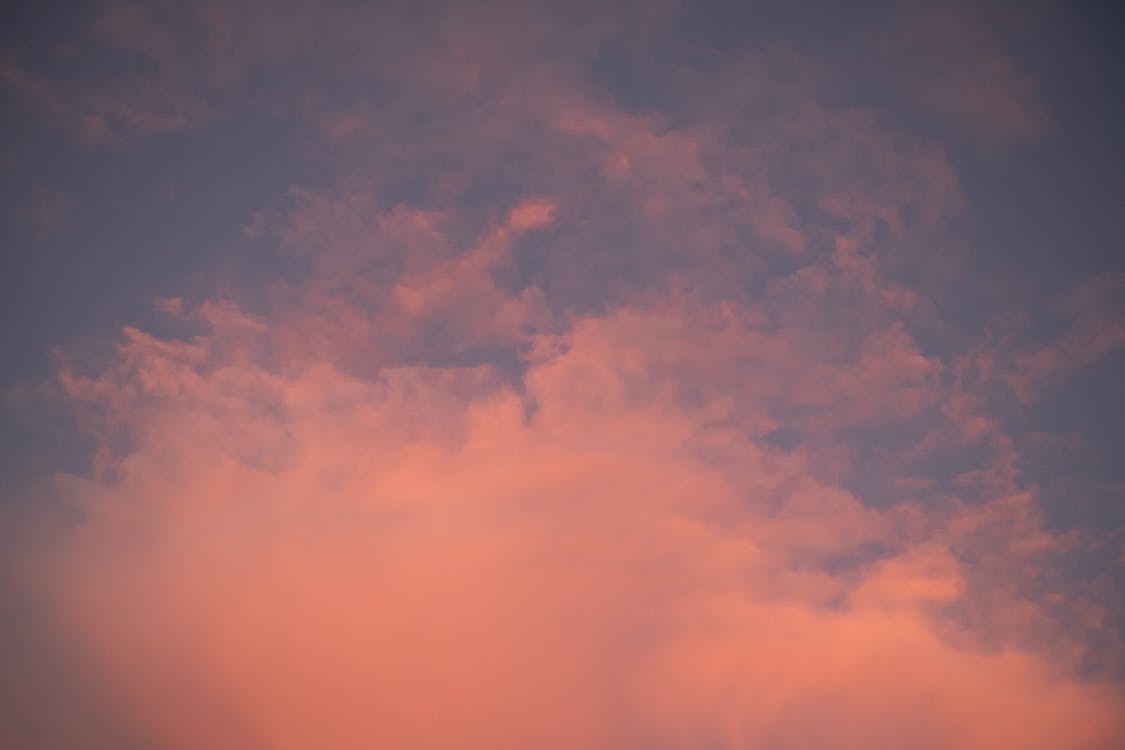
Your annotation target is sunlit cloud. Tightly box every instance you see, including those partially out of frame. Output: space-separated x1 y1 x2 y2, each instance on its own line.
2 1 1123 748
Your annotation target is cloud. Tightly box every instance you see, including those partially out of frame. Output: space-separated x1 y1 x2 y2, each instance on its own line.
2 1 1123 748
5 287 1120 749
863 2 1052 147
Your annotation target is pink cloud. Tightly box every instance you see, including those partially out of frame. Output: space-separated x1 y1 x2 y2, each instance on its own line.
3 2 1123 748
6 277 1117 747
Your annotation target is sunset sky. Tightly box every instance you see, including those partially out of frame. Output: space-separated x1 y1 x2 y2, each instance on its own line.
2 1 1125 748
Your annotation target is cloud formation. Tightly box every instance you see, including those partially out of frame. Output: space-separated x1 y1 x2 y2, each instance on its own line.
2 1 1123 748
15 288 1123 749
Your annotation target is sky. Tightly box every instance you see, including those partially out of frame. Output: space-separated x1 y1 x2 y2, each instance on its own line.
1 1 1124 748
